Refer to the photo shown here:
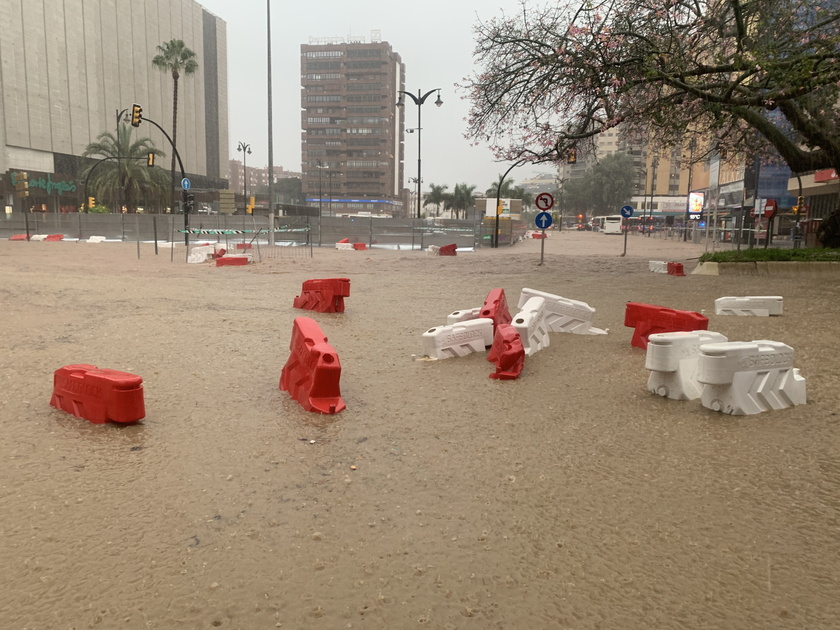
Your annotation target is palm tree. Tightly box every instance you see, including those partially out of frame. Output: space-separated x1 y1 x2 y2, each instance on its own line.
82 125 169 213
451 183 477 220
486 175 517 198
423 183 449 216
152 39 198 191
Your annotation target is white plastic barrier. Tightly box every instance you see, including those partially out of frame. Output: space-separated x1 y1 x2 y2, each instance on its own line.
649 261 668 273
187 244 224 263
511 296 550 356
446 307 482 325
697 340 806 415
87 235 107 243
30 234 48 241
646 331 729 400
426 245 440 256
335 242 354 250
518 288 607 335
715 296 783 317
421 318 494 359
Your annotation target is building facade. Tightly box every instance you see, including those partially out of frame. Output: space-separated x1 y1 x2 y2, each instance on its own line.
300 36 405 216
1 0 228 213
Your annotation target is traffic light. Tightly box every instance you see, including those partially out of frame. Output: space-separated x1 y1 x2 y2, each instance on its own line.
567 148 577 164
792 196 805 215
131 103 142 127
87 197 95 208
185 193 195 212
146 152 155 167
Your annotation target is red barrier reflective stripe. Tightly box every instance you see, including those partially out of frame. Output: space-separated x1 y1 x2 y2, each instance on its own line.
50 364 145 424
280 317 346 414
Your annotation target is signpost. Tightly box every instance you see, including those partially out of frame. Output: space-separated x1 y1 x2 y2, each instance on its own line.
620 205 634 256
535 194 554 265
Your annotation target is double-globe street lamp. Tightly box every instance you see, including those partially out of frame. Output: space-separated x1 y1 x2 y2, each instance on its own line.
237 141 251 213
397 89 442 219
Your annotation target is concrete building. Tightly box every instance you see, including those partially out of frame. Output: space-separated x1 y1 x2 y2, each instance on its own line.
1 0 228 213
300 35 405 216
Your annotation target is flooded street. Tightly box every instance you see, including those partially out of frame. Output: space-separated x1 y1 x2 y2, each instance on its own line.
1 233 839 629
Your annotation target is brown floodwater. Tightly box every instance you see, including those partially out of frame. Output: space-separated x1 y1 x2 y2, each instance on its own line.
1 234 838 629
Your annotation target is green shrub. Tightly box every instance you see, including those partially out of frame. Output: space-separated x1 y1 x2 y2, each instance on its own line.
698 248 840 263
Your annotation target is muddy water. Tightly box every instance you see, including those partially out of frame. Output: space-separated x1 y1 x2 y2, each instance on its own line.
1 234 839 629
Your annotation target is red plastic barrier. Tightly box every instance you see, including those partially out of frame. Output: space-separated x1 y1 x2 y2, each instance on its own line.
439 243 457 256
337 238 350 243
667 262 685 276
50 364 145 424
216 256 248 266
480 288 512 332
211 248 227 258
531 232 545 239
280 317 346 414
624 302 708 349
293 277 351 313
235 243 252 250
353 242 367 250
10 234 29 241
45 234 64 241
487 324 525 380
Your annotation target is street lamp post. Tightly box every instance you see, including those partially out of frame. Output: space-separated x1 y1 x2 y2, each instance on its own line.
397 88 442 219
237 141 251 214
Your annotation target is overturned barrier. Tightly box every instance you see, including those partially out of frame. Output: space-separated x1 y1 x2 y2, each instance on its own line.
50 364 145 424
667 262 685 276
649 261 668 273
518 288 607 335
335 242 354 250
421 318 494 359
715 296 783 317
293 278 351 313
624 302 708 350
697 340 806 415
216 255 249 266
9 234 29 241
645 331 729 400
487 323 525 380
280 317 346 414
511 296 550 356
479 288 512 332
439 243 457 256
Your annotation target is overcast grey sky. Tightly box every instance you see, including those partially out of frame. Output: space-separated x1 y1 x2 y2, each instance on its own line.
198 0 552 191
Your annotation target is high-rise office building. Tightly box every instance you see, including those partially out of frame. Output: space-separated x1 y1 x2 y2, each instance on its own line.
300 36 405 216
1 0 228 212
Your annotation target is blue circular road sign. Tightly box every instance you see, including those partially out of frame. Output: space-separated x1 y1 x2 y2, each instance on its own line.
535 211 553 230
620 205 634 218
181 178 191 191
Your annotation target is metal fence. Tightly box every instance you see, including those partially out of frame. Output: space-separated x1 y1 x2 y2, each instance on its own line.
0 213 492 254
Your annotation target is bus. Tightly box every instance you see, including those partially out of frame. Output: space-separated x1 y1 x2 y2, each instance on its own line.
603 215 623 234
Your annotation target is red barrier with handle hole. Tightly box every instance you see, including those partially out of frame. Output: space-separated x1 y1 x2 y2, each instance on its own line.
50 364 145 424
487 324 525 380
624 302 708 349
280 317 346 414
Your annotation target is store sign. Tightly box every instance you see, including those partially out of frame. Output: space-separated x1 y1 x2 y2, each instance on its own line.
9 171 77 195
814 169 838 183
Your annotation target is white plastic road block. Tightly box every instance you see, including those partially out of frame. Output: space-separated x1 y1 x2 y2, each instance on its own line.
649 261 668 273
87 235 107 243
426 245 440 256
446 307 482 325
646 331 729 400
511 296 550 356
518 288 607 335
30 234 48 241
421 318 494 359
188 244 224 263
335 242 354 250
715 296 783 317
697 340 806 415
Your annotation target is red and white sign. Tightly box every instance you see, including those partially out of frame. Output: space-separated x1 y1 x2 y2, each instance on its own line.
752 198 777 218
535 192 554 211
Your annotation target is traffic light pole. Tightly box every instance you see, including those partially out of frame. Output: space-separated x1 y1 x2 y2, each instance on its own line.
135 114 189 246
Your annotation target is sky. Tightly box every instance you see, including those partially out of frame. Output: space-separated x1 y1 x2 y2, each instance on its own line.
198 0 553 191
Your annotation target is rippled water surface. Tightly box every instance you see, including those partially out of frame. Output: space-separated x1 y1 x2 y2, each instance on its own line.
1 236 839 629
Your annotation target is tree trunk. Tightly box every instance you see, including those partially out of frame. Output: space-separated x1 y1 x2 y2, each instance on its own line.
170 72 179 211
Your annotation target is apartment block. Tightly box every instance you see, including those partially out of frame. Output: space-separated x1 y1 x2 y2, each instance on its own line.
300 36 405 216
